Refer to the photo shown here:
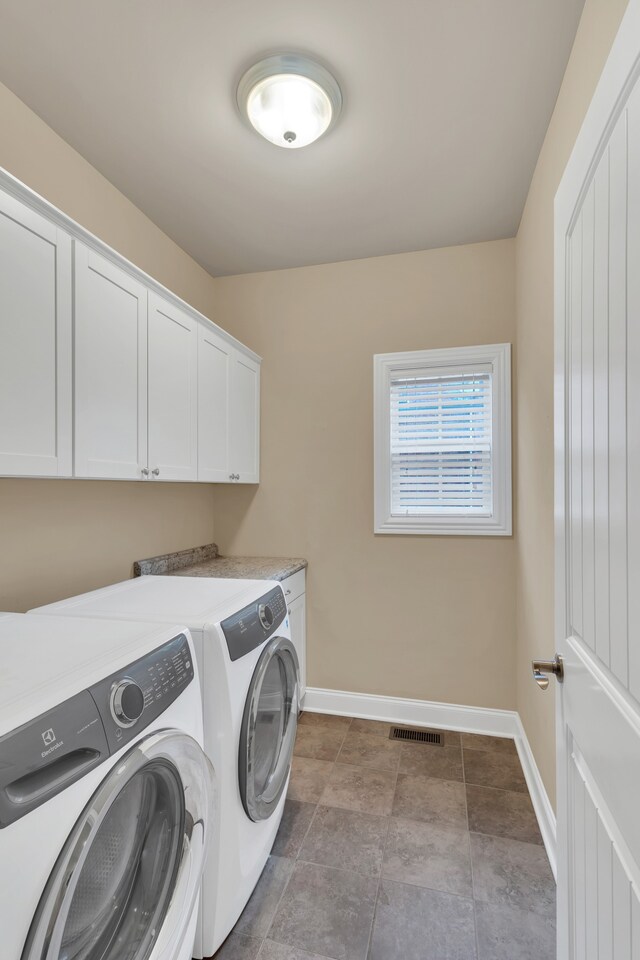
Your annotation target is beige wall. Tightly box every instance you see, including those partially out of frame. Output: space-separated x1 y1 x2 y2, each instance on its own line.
515 0 629 805
213 240 517 709
0 82 218 612
1 0 631 798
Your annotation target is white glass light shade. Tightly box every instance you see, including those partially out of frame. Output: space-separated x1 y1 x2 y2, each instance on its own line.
246 74 332 148
237 55 342 149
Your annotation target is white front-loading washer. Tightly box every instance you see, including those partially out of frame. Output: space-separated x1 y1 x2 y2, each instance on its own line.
31 576 299 959
0 612 214 960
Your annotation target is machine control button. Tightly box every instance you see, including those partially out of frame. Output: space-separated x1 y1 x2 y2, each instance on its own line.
258 603 274 631
110 678 145 728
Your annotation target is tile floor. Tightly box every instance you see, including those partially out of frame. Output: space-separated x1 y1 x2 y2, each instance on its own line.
212 713 556 960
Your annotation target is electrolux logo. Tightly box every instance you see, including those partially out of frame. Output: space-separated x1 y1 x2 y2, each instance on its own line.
41 728 64 758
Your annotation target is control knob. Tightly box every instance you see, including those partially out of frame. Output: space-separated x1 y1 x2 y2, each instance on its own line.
258 603 274 631
110 678 145 728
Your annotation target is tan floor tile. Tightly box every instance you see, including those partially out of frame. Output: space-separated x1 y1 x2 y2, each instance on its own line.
268 861 377 960
294 724 346 761
299 805 388 876
298 712 351 734
466 783 542 844
463 748 528 793
336 730 401 772
369 881 476 960
382 817 472 897
392 773 468 828
287 757 334 803
320 763 396 816
398 743 463 781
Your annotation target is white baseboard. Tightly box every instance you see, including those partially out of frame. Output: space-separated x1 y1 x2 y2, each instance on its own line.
304 686 557 879
304 686 520 737
513 715 557 880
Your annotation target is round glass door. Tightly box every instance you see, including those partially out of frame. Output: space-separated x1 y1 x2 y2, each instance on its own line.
239 637 299 822
23 732 214 960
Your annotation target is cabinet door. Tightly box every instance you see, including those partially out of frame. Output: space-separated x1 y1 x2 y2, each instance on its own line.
229 351 260 483
197 325 231 482
74 243 148 479
288 593 306 701
0 192 72 477
148 293 198 481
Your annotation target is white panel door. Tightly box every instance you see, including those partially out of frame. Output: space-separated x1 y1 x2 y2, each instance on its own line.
197 324 231 482
74 243 148 479
229 351 260 483
148 293 198 481
0 191 72 477
554 3 640 956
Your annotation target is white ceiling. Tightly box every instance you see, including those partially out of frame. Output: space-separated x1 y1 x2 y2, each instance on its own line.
0 0 584 276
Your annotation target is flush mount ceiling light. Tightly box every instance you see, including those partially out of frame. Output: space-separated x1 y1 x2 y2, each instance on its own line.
237 54 342 149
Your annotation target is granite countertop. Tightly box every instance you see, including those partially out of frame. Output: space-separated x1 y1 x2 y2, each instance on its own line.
134 543 307 582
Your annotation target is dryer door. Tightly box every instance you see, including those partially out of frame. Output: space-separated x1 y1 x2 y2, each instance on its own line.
239 636 299 822
22 731 214 960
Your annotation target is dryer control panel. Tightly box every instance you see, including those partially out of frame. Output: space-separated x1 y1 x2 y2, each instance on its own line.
0 633 194 828
221 586 287 661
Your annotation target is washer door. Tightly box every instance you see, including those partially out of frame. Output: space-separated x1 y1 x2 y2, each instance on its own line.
239 636 299 822
22 731 214 960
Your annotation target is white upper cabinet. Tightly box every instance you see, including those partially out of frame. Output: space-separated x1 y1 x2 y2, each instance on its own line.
198 324 231 482
229 351 260 483
74 243 148 479
0 192 72 477
0 178 260 484
148 293 198 481
198 333 261 484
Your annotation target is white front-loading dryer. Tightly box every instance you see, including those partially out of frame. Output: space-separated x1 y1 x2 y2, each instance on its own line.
0 613 214 960
31 576 299 958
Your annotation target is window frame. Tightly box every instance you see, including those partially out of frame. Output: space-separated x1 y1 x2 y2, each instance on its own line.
373 343 512 536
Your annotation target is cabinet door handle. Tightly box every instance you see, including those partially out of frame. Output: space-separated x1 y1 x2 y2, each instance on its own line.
141 467 149 477
285 589 291 596
229 474 234 481
287 607 291 615
152 467 160 477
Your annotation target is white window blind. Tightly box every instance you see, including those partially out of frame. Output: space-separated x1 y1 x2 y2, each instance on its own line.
374 344 511 536
390 368 493 516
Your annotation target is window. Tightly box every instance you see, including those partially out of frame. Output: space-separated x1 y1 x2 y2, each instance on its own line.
373 343 511 536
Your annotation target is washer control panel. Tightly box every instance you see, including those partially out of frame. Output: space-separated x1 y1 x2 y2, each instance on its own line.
0 633 193 828
221 586 287 661
90 633 194 753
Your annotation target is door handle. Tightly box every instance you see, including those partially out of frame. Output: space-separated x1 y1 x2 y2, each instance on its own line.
152 467 160 477
141 467 149 477
532 655 564 690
